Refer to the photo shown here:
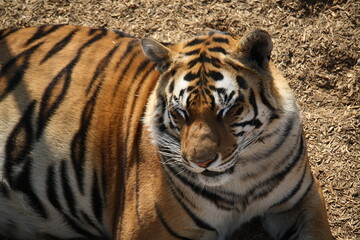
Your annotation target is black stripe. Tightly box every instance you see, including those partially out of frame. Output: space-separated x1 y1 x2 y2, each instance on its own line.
208 47 227 55
229 91 240 103
14 159 48 219
259 87 276 111
207 71 223 81
92 170 104 224
188 52 212 68
37 65 72 139
184 72 199 81
260 116 296 154
0 42 43 101
168 177 217 233
236 76 248 90
130 66 156 223
5 101 36 185
270 164 308 208
114 39 137 70
212 37 229 44
25 25 63 46
278 176 314 215
86 44 121 94
234 106 244 116
48 163 105 238
279 213 304 240
168 80 175 93
210 56 222 68
225 91 235 104
113 30 135 38
234 131 245 137
88 28 108 36
166 174 197 209
249 89 258 117
112 51 141 96
188 57 201 68
60 160 78 218
226 60 242 71
184 49 201 56
134 59 152 79
37 30 107 139
155 204 194 240
0 182 10 198
165 164 235 210
46 164 63 212
41 28 79 64
251 136 305 200
101 154 107 203
185 38 205 47
135 126 142 224
0 28 21 41
231 119 262 128
62 213 101 239
71 85 101 194
81 211 108 238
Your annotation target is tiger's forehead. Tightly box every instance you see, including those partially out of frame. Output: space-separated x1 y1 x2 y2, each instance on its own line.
168 32 242 111
179 31 238 51
175 32 238 65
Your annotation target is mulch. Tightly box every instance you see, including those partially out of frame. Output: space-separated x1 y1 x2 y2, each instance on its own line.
0 0 358 239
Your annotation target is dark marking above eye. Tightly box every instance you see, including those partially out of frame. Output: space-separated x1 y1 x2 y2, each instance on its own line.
208 47 227 55
235 93 245 103
216 87 225 94
208 71 223 81
184 72 198 81
168 80 174 93
236 76 248 89
179 89 185 97
213 37 229 44
187 86 195 92
185 38 205 47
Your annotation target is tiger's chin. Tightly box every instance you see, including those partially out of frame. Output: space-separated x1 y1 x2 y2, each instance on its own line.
197 170 232 186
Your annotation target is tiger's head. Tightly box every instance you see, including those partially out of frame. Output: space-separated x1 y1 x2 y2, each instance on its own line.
143 29 284 186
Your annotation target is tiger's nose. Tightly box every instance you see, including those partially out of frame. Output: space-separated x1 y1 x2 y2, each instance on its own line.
187 154 218 168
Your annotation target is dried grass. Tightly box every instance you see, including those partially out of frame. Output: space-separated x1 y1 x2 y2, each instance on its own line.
0 0 358 239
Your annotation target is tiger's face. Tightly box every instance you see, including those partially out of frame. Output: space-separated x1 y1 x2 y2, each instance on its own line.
143 30 278 186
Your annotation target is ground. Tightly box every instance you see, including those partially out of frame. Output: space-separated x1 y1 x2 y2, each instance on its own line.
0 0 358 239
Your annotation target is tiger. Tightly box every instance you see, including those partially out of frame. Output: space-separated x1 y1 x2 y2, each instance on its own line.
0 25 333 240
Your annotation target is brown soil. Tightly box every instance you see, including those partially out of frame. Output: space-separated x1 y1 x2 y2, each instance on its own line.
0 0 358 239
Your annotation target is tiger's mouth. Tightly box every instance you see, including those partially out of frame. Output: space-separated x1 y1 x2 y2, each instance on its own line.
199 165 236 177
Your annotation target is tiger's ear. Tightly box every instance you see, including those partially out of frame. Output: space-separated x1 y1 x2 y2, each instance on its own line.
237 29 273 69
141 38 172 72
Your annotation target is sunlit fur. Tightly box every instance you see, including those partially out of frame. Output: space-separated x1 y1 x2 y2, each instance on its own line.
0 25 333 239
